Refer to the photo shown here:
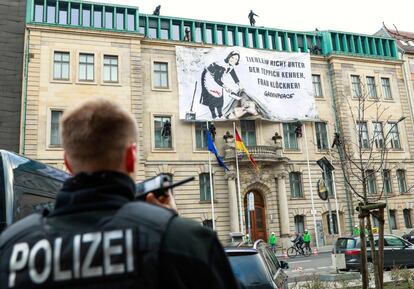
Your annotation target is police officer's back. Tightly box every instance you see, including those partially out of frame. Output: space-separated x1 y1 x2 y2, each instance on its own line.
0 99 240 289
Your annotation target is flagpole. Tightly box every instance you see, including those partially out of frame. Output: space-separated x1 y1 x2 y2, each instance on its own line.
207 121 216 230
303 122 319 249
233 122 244 234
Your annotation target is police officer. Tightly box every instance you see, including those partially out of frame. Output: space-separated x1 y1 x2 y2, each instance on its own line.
0 99 241 289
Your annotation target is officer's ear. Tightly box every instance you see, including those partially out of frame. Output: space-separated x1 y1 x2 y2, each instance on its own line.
64 152 74 175
125 143 137 173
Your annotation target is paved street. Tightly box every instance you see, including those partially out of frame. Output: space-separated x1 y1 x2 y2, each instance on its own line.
279 251 335 282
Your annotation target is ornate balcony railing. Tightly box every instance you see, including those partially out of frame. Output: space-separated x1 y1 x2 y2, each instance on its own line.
224 145 284 162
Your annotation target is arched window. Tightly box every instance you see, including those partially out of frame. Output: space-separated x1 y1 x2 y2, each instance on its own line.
294 215 305 234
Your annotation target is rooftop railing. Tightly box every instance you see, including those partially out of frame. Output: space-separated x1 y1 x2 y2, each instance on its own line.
26 0 398 59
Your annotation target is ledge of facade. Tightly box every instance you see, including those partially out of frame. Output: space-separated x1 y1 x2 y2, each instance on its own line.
223 145 289 164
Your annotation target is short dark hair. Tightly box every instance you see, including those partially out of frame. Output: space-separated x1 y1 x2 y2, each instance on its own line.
224 51 240 65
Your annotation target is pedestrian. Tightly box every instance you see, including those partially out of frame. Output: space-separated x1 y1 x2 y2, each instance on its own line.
184 27 191 41
0 99 241 289
303 229 311 251
353 224 360 236
248 10 258 26
153 5 161 16
268 232 277 253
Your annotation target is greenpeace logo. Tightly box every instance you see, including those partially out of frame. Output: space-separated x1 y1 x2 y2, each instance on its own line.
8 229 134 288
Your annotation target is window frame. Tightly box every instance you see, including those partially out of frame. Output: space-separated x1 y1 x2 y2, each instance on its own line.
283 123 299 150
366 76 378 99
389 210 397 230
351 75 362 98
199 173 213 202
294 215 305 234
356 121 369 149
397 169 407 193
289 172 303 198
372 122 384 149
241 120 256 146
52 51 71 81
388 122 401 149
102 54 119 83
78 53 95 82
152 60 170 90
381 77 393 100
195 122 208 151
312 74 323 98
326 212 339 235
366 170 377 195
403 209 413 229
315 122 329 150
153 115 173 150
382 169 392 195
48 109 64 148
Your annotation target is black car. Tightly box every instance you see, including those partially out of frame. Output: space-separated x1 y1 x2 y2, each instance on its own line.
402 230 414 243
333 234 414 271
226 240 289 289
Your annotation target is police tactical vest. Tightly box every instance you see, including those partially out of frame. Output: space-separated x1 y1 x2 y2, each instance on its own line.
0 201 177 289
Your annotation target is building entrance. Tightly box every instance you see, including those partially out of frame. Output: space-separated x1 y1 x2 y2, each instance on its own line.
244 191 267 241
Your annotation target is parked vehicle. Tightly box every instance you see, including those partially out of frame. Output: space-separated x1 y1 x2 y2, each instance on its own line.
402 230 414 243
226 240 289 289
0 150 70 232
333 234 414 271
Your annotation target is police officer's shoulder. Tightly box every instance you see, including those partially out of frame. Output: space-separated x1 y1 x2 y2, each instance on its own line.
161 217 216 259
0 213 43 248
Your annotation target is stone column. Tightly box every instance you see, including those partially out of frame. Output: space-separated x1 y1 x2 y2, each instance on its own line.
226 171 240 233
277 173 290 237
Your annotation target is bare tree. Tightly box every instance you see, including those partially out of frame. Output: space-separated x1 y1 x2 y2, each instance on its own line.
332 80 407 289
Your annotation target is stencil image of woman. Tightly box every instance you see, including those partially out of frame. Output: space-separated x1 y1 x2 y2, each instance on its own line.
200 51 242 119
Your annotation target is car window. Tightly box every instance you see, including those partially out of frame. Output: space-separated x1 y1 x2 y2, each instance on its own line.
260 247 278 276
227 253 271 286
385 236 405 247
336 238 356 249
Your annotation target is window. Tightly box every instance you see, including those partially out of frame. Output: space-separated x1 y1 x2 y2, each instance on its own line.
199 173 212 201
366 170 377 195
58 3 68 24
116 12 124 30
241 120 256 146
373 122 384 149
105 10 113 29
53 52 70 80
356 122 369 148
46 3 56 23
389 210 397 230
294 215 305 234
381 78 392 99
127 12 135 31
71 5 79 26
388 122 401 149
195 122 208 150
34 1 43 22
404 209 413 228
289 172 303 198
382 170 392 195
79 53 94 81
103 55 118 82
351 75 361 97
366 76 377 99
154 116 172 149
327 212 339 234
372 213 380 227
153 62 169 89
93 8 102 28
283 123 298 149
202 219 213 229
312 74 323 97
397 169 407 193
50 111 63 146
82 7 91 27
315 122 328 150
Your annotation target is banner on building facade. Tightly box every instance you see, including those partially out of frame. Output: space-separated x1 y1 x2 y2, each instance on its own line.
176 46 319 122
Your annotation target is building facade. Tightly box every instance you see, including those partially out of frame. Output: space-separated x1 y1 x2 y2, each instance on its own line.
21 0 414 246
0 0 26 152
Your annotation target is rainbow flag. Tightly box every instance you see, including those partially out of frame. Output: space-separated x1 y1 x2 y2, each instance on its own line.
235 128 258 170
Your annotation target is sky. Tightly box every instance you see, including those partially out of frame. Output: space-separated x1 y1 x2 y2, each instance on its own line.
96 0 414 35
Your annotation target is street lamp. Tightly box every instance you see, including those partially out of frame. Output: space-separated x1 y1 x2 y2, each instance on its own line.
384 116 406 233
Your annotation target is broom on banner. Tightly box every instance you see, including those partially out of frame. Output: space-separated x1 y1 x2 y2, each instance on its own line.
185 81 197 120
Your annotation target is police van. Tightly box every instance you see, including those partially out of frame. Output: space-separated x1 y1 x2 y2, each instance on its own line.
0 150 70 232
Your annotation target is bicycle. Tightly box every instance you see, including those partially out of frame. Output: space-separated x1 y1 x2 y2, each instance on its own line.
287 243 311 258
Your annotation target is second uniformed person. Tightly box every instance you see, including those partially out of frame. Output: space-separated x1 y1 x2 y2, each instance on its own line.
0 99 241 289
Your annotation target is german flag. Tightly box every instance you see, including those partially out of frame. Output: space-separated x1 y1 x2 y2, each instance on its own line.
235 128 258 170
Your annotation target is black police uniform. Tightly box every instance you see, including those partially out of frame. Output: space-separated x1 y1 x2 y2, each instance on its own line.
0 171 241 289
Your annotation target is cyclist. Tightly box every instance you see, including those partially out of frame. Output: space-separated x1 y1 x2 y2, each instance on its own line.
303 230 311 252
292 232 304 254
